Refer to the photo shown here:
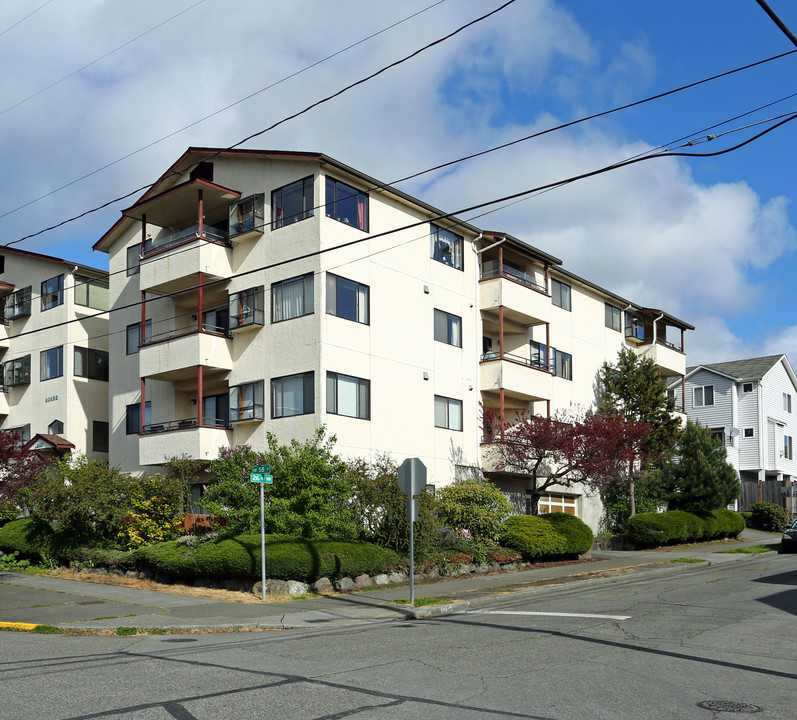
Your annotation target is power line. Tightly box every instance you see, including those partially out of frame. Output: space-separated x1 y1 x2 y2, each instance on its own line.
756 0 797 48
0 0 55 40
0 0 447 223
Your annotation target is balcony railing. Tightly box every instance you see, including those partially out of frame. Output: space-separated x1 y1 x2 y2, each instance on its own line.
481 260 546 293
480 350 548 371
141 224 229 259
141 321 231 346
625 328 684 353
142 417 231 434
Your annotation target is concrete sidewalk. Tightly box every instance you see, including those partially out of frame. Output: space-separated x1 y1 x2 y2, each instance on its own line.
0 529 781 634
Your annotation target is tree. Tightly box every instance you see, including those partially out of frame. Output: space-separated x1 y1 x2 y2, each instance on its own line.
659 421 741 512
598 347 682 516
0 430 48 515
488 409 645 516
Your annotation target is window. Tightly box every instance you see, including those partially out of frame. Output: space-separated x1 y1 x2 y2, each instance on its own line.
430 224 463 270
272 178 313 229
327 372 370 419
202 306 229 336
434 309 461 347
434 395 463 431
785 435 793 460
75 347 109 381
272 274 313 322
4 286 31 320
75 275 109 310
743 427 755 438
710 428 726 446
271 372 314 418
3 424 30 444
325 177 368 231
784 393 792 413
4 355 30 386
530 341 547 369
41 275 64 310
551 279 571 311
550 347 573 380
326 273 369 324
126 244 141 276
203 393 230 426
693 385 714 407
48 419 63 435
40 347 63 381
605 303 621 331
229 381 265 422
537 493 578 516
229 194 265 237
743 382 754 393
229 286 265 329
126 320 151 354
93 421 109 453
125 401 151 434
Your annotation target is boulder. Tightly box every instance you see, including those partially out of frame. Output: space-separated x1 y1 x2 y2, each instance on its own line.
373 573 390 586
286 580 309 595
354 574 372 589
313 577 334 594
336 577 356 591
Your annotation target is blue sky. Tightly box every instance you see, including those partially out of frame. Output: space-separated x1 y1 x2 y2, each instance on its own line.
1 0 796 366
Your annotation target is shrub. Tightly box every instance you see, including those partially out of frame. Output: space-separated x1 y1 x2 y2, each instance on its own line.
135 535 402 582
750 502 789 532
539 513 594 555
436 478 513 542
625 512 678 546
499 515 568 559
712 508 745 538
0 517 55 562
626 509 745 547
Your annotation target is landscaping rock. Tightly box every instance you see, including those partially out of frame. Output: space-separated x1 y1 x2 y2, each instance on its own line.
491 562 501 573
137 567 153 580
476 563 490 574
286 580 309 595
373 573 390 586
425 566 439 579
388 572 407 584
336 577 356 591
354 574 372 589
313 577 334 594
125 570 137 579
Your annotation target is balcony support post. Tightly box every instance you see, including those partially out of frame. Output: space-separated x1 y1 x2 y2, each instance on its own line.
141 291 147 345
198 271 204 332
141 212 147 259
498 244 503 277
197 365 204 426
198 189 204 239
498 306 504 359
545 322 550 373
499 388 505 440
140 378 146 434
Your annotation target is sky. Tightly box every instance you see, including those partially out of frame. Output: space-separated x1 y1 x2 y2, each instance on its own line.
1 0 797 367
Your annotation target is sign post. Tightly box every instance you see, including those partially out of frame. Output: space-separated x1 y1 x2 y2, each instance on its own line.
250 464 272 600
398 458 427 606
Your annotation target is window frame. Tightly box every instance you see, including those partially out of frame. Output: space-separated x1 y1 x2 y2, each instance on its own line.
271 372 314 418
604 303 621 331
434 394 463 431
785 435 794 460
126 320 151 355
40 346 64 381
229 286 265 329
48 419 64 435
3 355 31 387
784 392 792 413
550 347 573 380
92 421 109 453
551 279 571 311
743 382 754 393
434 309 462 347
228 380 265 422
325 177 368 231
326 371 370 420
430 224 464 270
74 274 109 310
3 286 31 321
229 193 265 238
693 385 715 407
326 273 369 325
743 427 755 438
271 274 314 323
271 177 313 230
41 275 64 311
125 401 151 435
126 244 141 276
74 347 109 381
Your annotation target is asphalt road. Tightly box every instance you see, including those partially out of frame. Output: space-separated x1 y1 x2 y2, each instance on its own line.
2 552 794 720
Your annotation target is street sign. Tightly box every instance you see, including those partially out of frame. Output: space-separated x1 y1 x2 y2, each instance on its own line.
250 473 273 484
398 458 427 496
253 465 270 474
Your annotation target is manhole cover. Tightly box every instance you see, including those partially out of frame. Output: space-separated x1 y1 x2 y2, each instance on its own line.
697 700 762 713
161 638 198 643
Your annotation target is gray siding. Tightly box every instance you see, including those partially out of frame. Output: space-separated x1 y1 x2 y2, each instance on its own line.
685 369 733 430
737 381 760 470
761 361 797 477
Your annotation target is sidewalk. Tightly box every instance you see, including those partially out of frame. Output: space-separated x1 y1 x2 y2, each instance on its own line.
0 529 780 634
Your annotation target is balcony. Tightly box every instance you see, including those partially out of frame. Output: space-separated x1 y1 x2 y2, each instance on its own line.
480 353 552 403
139 232 233 294
632 340 686 379
0 320 9 352
139 422 232 466
480 266 551 327
140 330 233 381
0 386 8 415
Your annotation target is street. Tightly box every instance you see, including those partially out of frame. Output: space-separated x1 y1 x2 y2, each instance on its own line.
2 554 795 719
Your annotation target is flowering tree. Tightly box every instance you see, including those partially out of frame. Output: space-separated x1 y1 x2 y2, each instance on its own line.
0 430 48 516
486 409 648 516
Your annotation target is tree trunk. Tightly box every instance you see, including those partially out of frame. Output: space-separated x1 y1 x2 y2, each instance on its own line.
628 460 636 518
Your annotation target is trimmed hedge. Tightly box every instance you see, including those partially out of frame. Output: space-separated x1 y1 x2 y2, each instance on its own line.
135 535 403 582
539 513 594 555
0 518 55 562
499 516 567 559
750 502 790 532
626 509 745 547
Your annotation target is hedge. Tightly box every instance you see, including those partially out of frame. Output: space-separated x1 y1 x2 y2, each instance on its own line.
539 513 594 555
499 516 568 559
0 518 55 562
626 509 745 547
135 535 403 582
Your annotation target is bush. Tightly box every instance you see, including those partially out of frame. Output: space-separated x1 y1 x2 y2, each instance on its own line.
539 513 594 555
436 478 513 542
625 512 677 546
626 509 746 547
499 516 568 559
0 517 55 562
750 502 790 532
135 535 402 582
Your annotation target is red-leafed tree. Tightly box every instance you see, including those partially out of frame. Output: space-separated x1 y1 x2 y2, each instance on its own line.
485 408 649 516
0 431 48 515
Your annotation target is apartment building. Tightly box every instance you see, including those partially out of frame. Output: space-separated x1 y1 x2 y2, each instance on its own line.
0 247 109 458
670 355 797 512
92 147 693 530
477 233 693 528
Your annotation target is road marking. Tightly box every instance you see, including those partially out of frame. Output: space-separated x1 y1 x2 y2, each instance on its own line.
460 611 631 620
0 621 41 630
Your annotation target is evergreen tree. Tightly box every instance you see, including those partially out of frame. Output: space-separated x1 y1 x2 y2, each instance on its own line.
661 421 741 512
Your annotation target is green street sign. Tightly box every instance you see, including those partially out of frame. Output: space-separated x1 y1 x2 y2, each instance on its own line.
253 465 270 474
250 473 273 484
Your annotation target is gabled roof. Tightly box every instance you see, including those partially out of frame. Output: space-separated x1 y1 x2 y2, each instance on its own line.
685 354 796 385
24 434 75 454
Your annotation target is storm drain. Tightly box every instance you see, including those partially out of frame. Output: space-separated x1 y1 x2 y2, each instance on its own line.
697 700 762 713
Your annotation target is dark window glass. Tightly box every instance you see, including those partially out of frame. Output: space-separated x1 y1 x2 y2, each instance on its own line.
75 347 109 381
434 309 462 347
93 421 109 453
126 320 151 354
325 178 368 231
326 372 370 419
430 225 463 269
272 178 313 229
272 275 313 322
271 372 314 418
40 347 63 381
326 273 369 324
41 275 64 310
126 401 151 434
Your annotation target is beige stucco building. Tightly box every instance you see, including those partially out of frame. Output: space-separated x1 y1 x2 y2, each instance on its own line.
93 148 693 530
0 247 109 458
